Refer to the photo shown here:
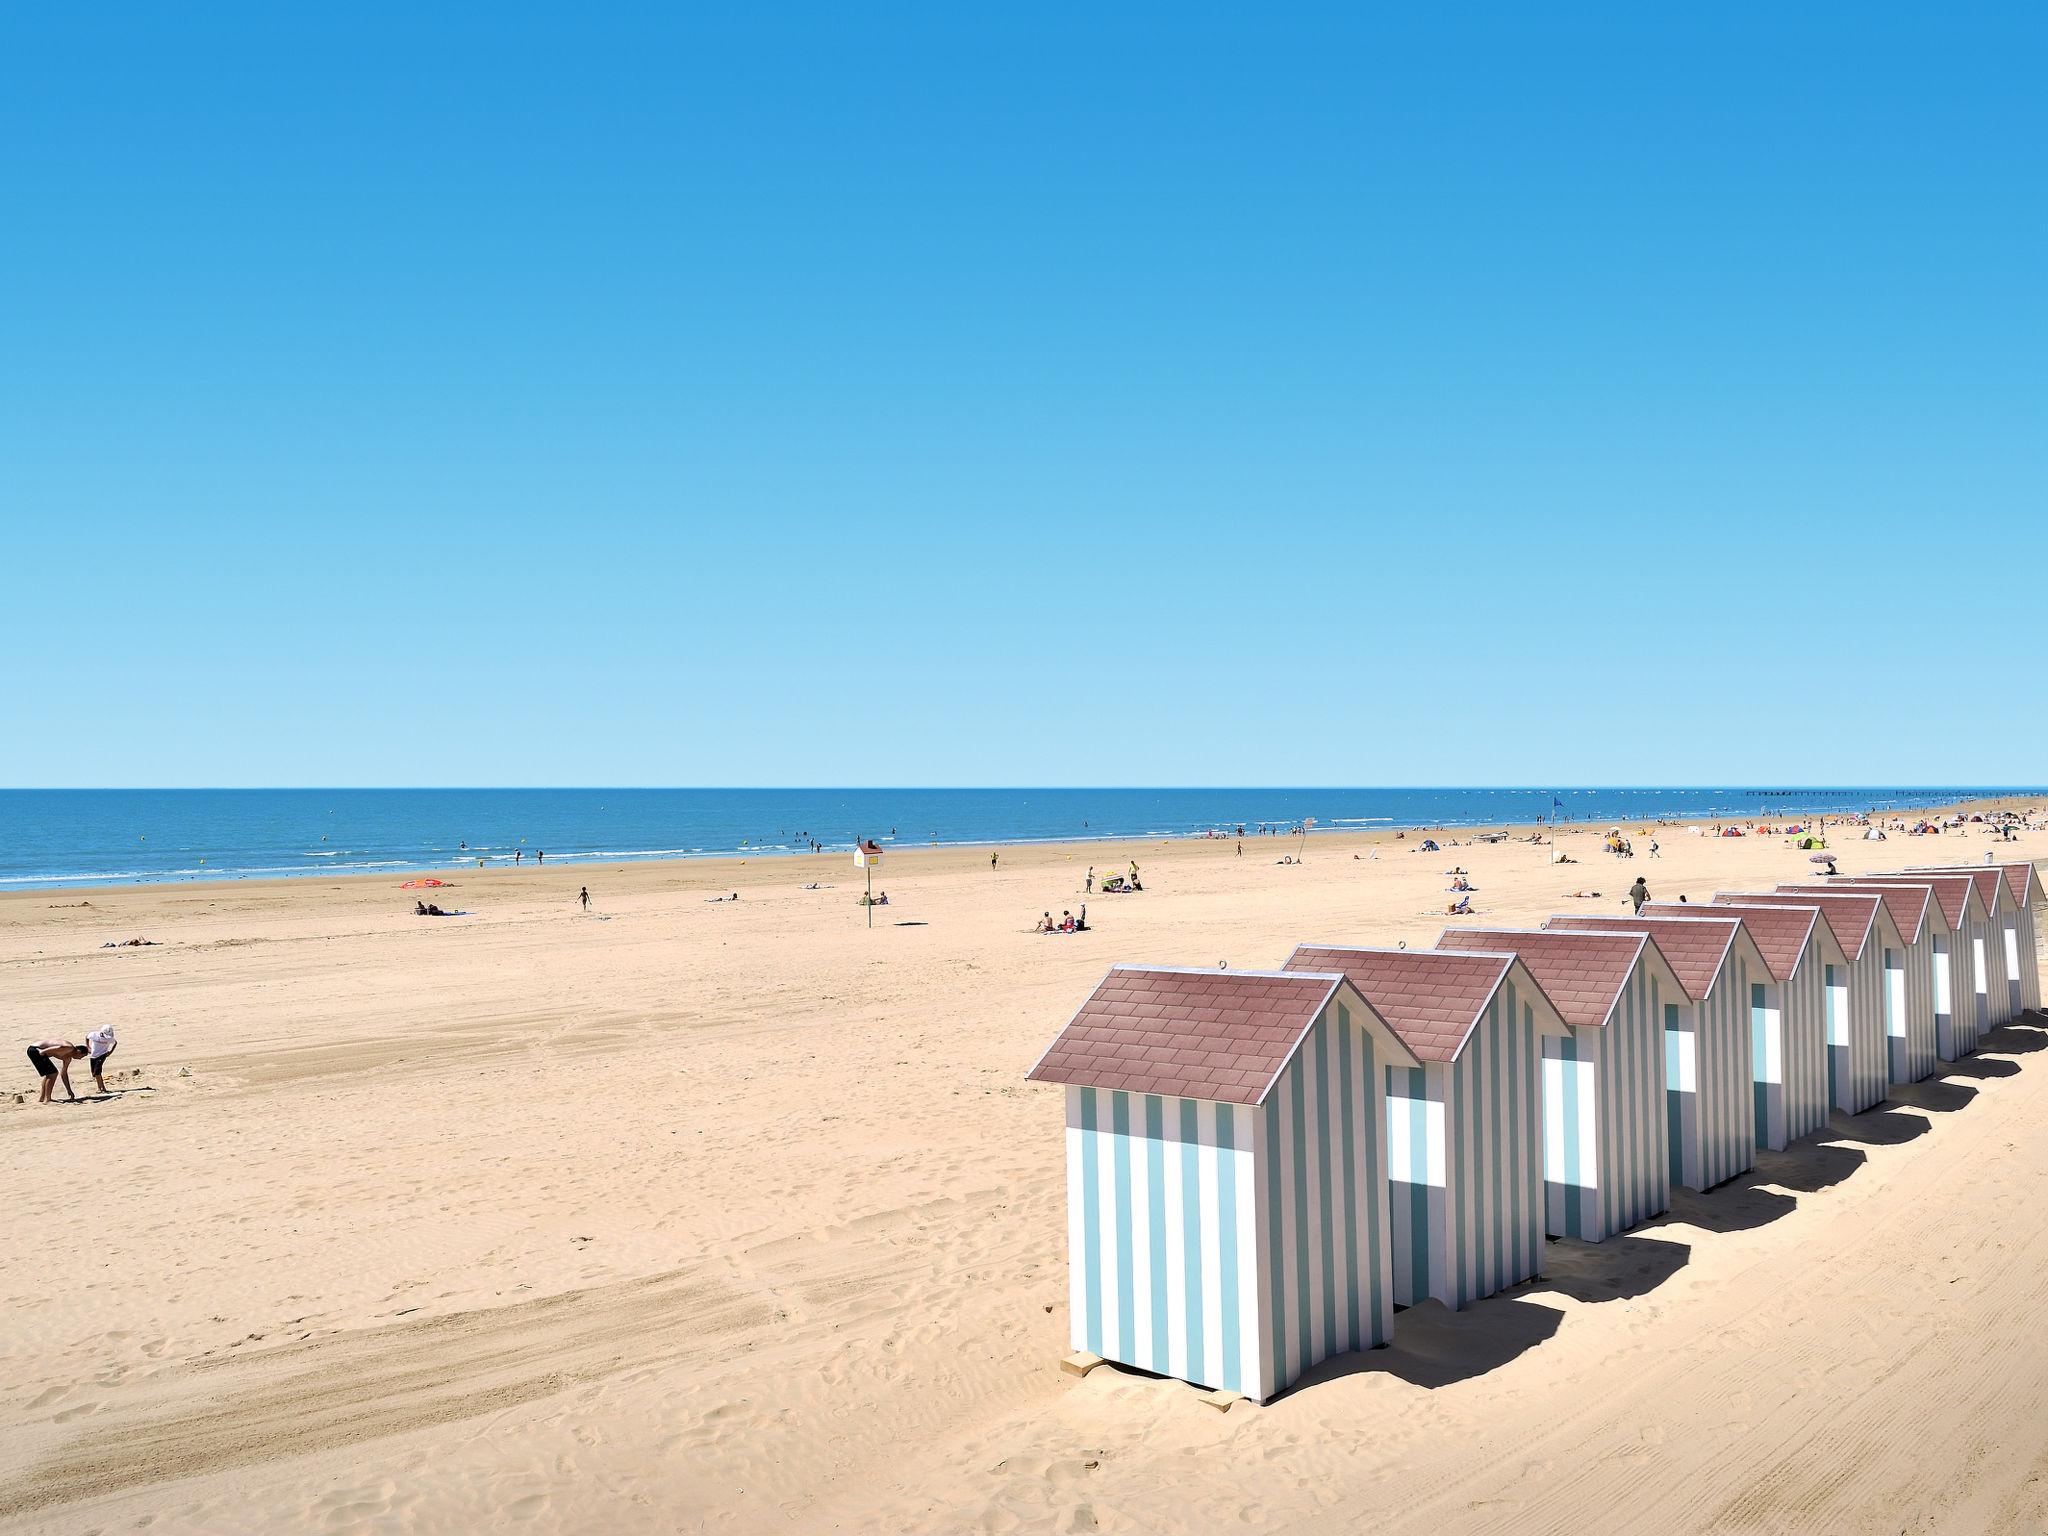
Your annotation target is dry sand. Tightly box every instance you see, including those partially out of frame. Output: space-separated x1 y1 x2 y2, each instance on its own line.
3 806 2046 1534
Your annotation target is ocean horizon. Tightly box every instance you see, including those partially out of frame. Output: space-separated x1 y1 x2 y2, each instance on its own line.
0 786 2035 892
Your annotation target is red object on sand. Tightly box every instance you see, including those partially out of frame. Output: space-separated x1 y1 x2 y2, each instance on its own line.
401 878 448 889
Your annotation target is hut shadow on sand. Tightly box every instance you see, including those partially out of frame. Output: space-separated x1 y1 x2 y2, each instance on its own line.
1941 1053 2018 1080
1887 1077 1978 1115
1821 1107 1933 1148
1534 1232 1690 1304
1290 1296 1565 1393
1979 1022 2048 1055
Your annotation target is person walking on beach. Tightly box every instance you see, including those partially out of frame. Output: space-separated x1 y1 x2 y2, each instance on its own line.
536 850 545 865
86 1024 117 1093
990 851 999 871
1085 867 1094 893
25 1039 88 1104
1648 838 1660 858
579 886 590 912
515 849 522 864
1628 876 1651 915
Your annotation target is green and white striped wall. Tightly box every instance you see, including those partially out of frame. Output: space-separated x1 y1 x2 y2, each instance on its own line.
1385 979 1548 1311
1540 963 1671 1243
1665 950 1758 1193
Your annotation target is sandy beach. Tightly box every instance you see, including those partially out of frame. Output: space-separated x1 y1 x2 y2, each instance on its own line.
4 804 2046 1535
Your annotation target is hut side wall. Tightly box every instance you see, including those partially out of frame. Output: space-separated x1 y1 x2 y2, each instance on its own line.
1755 951 1829 1149
1445 980 1548 1304
1388 982 1547 1310
1828 943 1888 1115
1065 1084 1265 1397
2020 901 2042 1014
1667 955 1757 1192
1963 916 1995 1043
1542 962 1669 1242
1257 1003 1393 1400
1884 935 1938 1085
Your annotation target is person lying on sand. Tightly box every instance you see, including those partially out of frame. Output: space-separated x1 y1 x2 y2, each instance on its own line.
101 937 158 948
26 1039 88 1104
705 892 740 902
1565 890 1604 899
1446 896 1474 915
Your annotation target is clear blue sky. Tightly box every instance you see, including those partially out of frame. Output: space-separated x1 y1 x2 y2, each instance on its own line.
5 6 2042 787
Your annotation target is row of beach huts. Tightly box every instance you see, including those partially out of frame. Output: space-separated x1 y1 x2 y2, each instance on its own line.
1026 861 2043 1404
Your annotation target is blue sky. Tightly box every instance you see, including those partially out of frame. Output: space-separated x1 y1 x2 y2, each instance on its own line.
4 6 2042 787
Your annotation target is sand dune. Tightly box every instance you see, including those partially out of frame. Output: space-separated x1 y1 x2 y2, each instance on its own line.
3 812 2045 1533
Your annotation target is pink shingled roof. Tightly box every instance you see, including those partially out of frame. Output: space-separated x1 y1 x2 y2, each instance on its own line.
1993 863 2045 908
1906 866 2006 914
1782 882 1928 943
1283 945 1542 1064
1716 891 1878 960
1026 966 1347 1106
1645 901 1816 982
1542 914 1736 1001
1851 873 1973 929
1434 927 1658 1027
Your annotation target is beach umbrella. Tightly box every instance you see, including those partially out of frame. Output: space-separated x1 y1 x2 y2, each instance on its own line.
1808 854 1836 864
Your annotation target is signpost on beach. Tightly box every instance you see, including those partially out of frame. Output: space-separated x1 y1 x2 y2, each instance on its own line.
855 839 883 927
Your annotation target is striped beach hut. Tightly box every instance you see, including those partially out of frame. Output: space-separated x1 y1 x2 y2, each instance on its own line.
1543 913 1763 1192
1028 966 1420 1402
1642 901 1832 1151
1784 882 1939 1085
1715 892 1892 1116
1910 863 2043 1019
1283 946 1569 1311
1434 928 1680 1242
1851 873 1989 1057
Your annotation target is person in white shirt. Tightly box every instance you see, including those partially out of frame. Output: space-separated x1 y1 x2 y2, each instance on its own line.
86 1024 117 1094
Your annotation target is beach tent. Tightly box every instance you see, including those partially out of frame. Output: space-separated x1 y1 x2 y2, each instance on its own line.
1283 945 1569 1311
1781 882 1939 1084
1907 863 2043 1019
1028 966 1420 1403
1542 913 1764 1192
1434 927 1681 1242
1852 873 1992 1057
1643 902 1831 1151
1713 892 1891 1116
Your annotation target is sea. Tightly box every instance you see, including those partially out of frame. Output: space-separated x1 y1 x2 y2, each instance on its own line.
0 787 2033 892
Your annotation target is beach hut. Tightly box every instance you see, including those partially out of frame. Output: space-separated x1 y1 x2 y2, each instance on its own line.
1282 945 1569 1311
1843 875 1983 1059
1909 863 2043 1019
1713 892 1892 1115
1542 913 1764 1192
1434 928 1681 1242
1782 882 1939 1085
1027 966 1420 1403
1901 867 2015 1029
1641 901 1832 1151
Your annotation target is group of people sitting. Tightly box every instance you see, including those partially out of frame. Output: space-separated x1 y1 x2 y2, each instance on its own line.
1035 909 1090 934
858 891 891 906
1097 872 1142 893
414 900 454 916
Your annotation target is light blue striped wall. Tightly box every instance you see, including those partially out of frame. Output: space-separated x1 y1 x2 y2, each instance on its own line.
1386 984 1546 1310
1065 1085 1263 1396
1541 961 1670 1242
